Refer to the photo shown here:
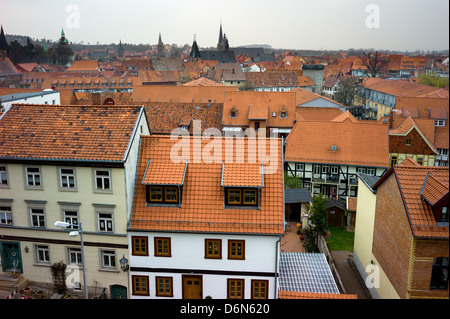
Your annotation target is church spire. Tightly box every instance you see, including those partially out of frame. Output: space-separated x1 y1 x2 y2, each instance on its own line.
0 25 10 57
218 21 223 46
157 32 164 58
190 34 201 59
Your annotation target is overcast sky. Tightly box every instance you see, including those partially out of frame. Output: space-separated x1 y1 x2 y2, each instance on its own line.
0 0 448 51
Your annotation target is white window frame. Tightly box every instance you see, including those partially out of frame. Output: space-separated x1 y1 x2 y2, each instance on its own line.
58 167 77 191
0 204 13 225
0 164 9 188
366 167 375 175
100 250 117 269
35 245 50 264
94 204 116 233
322 165 330 174
24 166 43 190
30 208 46 228
435 120 445 127
330 165 339 174
68 247 82 265
93 169 112 193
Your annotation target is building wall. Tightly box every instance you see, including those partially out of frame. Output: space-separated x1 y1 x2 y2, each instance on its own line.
372 172 413 299
0 163 129 293
128 231 280 299
408 238 449 299
2 92 61 111
390 129 437 156
390 153 436 167
286 162 386 198
353 178 400 299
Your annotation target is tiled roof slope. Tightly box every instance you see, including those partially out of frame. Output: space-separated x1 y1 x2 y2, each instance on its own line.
278 291 357 299
129 135 284 234
420 174 449 206
222 91 296 128
144 102 223 134
285 111 389 167
0 104 143 162
361 78 449 98
131 85 237 103
375 160 449 238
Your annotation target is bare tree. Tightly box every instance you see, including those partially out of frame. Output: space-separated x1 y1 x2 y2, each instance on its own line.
334 76 361 106
361 51 387 78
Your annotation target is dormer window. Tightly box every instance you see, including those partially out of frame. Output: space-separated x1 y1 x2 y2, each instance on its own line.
230 106 238 118
148 186 179 204
279 107 288 118
221 162 263 209
142 160 188 207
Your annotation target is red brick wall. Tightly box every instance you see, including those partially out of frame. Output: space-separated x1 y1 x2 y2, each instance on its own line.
373 172 413 298
389 128 435 155
409 239 449 299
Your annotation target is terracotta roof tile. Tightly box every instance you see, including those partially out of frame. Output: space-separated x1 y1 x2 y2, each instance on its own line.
393 161 449 238
130 136 284 234
0 104 142 162
222 163 263 188
285 113 389 167
295 107 343 121
222 91 296 128
142 160 187 185
420 173 449 206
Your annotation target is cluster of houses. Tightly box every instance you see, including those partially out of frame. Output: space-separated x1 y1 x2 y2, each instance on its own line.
0 24 448 300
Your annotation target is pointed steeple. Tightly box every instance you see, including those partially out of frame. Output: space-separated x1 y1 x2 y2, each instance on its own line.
0 25 10 57
118 39 124 58
157 33 164 58
190 34 201 59
218 21 223 46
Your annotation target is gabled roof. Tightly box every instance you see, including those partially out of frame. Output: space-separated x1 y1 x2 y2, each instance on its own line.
420 173 449 207
373 159 449 238
129 135 284 234
0 104 144 163
222 91 296 128
295 107 343 122
285 112 389 167
389 116 438 154
361 78 448 98
290 87 345 108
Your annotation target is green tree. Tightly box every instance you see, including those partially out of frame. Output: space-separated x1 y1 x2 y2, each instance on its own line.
303 193 328 252
418 72 449 88
284 171 303 189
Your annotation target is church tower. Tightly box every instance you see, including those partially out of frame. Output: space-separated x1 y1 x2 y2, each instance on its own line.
157 33 164 58
190 34 201 59
217 21 229 51
0 25 10 58
118 40 124 58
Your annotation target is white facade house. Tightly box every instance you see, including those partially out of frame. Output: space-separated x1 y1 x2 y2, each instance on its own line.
128 136 284 299
0 90 60 111
0 104 149 299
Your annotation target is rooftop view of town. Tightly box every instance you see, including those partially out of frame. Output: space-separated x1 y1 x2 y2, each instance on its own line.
0 0 448 311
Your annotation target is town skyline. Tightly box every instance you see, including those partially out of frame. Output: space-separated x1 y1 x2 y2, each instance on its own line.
0 0 448 52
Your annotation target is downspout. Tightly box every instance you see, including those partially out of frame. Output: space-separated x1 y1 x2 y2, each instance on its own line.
274 236 281 299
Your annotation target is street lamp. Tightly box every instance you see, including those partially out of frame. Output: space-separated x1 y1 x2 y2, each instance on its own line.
55 220 88 299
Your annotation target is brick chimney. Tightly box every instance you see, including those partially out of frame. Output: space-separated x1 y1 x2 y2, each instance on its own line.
389 110 394 129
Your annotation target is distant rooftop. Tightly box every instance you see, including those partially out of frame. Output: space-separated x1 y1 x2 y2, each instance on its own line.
0 90 58 102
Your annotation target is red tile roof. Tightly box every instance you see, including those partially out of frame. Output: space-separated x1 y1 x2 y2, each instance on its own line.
0 104 143 162
420 173 449 206
222 91 296 128
222 163 263 188
373 159 449 238
129 135 284 234
285 112 389 167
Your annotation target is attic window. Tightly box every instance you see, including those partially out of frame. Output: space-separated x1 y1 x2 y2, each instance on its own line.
272 112 277 117
279 107 288 118
230 107 238 118
331 145 338 152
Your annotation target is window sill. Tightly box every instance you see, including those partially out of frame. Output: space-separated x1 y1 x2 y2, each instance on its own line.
98 268 121 273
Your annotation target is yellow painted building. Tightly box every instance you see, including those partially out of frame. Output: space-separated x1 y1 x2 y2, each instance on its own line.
0 104 149 298
353 174 400 299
